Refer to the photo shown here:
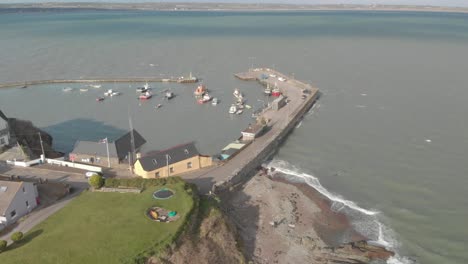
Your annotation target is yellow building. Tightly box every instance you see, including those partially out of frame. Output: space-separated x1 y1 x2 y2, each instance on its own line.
134 142 213 178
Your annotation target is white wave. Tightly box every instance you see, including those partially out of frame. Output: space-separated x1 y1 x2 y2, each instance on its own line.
295 120 303 128
266 159 378 216
264 159 414 264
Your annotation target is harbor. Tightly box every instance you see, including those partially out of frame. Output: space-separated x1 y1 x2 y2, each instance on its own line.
182 68 320 194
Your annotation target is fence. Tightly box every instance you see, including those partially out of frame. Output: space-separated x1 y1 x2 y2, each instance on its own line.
45 158 103 172
6 158 42 167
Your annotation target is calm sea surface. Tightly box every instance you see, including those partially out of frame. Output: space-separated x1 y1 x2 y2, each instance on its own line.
1 10 468 264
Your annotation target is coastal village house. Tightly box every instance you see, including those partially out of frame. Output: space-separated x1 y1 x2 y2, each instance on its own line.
0 180 39 230
69 130 146 168
134 142 213 178
0 110 11 148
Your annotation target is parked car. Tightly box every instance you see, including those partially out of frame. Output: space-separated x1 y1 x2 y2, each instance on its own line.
85 171 103 178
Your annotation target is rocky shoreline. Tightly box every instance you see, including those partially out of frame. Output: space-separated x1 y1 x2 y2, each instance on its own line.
224 172 393 263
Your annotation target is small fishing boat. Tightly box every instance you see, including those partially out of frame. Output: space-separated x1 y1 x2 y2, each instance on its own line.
104 89 121 97
229 104 237 114
136 83 150 93
165 91 174 100
272 87 281 97
89 84 102 89
80 88 89 92
264 84 272 96
212 98 219 105
233 88 243 100
236 109 243 115
96 97 105 102
62 87 74 92
198 93 212 104
245 104 252 109
194 84 207 96
155 104 162 109
139 91 152 100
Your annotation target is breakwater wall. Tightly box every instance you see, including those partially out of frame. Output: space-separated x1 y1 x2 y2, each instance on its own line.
0 76 198 89
213 82 319 193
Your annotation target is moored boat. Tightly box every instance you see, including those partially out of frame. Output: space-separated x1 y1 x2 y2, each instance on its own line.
96 97 105 102
233 88 243 100
89 84 102 89
194 84 207 96
80 88 89 92
264 84 272 95
229 104 237 114
212 98 219 105
104 89 121 97
139 91 152 100
272 87 281 97
165 91 174 100
236 109 243 115
136 82 150 93
62 87 74 92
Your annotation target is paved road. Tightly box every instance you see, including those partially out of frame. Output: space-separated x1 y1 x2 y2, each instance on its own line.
0 164 89 244
182 68 318 194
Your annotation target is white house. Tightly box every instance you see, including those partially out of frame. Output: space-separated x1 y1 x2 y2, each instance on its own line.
0 110 10 147
0 180 39 230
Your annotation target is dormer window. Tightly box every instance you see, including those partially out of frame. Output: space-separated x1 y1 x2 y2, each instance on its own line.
184 149 189 155
152 159 157 165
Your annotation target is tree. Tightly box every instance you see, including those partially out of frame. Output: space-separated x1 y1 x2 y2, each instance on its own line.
0 240 7 252
10 232 23 243
89 174 104 189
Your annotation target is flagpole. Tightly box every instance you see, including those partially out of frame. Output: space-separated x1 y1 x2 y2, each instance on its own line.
106 137 110 168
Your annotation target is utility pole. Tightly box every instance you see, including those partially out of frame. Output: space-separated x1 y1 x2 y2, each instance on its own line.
128 108 136 174
105 137 110 168
38 132 45 159
166 154 169 177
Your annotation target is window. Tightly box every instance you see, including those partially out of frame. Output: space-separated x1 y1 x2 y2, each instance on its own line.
26 201 29 207
169 167 174 173
155 172 160 177
10 210 16 218
187 162 192 169
184 149 189 155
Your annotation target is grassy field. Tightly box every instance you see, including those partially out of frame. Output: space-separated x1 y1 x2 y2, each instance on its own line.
0 182 195 264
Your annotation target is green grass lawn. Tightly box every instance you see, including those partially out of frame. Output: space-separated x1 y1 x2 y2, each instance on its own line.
0 182 195 264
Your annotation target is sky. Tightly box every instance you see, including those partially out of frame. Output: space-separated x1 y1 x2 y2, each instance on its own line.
0 0 467 8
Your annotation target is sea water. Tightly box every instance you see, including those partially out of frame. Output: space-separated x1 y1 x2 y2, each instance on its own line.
1 10 468 264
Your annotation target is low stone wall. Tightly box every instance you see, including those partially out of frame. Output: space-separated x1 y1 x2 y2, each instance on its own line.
213 91 319 193
96 187 142 193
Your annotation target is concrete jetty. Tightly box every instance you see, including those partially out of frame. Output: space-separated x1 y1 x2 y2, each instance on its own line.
0 75 198 89
183 68 320 194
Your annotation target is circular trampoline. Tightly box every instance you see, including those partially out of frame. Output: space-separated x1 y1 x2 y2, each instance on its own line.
153 188 175 200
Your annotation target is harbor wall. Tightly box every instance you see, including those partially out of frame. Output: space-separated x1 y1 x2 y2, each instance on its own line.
213 91 319 193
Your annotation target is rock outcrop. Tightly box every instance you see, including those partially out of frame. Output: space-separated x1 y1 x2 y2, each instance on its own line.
8 118 63 159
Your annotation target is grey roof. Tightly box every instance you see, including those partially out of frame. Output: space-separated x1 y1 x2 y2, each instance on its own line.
138 142 200 172
0 110 8 122
0 180 23 215
222 148 239 156
71 141 118 158
114 129 146 160
70 129 146 160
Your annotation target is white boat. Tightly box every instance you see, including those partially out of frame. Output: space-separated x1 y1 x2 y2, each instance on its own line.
229 104 237 114
104 89 121 97
233 88 243 100
136 82 150 93
236 110 243 115
203 93 212 102
62 87 74 92
80 88 89 92
165 91 174 100
212 98 219 105
264 84 272 95
88 84 102 89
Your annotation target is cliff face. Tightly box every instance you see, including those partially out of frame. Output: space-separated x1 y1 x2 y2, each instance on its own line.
151 198 245 264
8 118 63 159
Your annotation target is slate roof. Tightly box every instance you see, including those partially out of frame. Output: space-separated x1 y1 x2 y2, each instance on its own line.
0 181 23 215
114 129 146 161
138 142 200 172
0 110 8 122
70 129 146 160
71 141 118 158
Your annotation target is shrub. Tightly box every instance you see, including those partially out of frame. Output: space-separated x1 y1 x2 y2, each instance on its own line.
10 232 23 242
89 175 104 189
0 240 7 252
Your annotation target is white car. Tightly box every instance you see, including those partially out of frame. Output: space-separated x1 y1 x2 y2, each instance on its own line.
85 171 103 178
269 74 277 78
278 77 286 82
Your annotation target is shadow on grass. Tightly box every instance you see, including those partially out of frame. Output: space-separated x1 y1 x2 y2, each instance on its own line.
6 229 43 251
